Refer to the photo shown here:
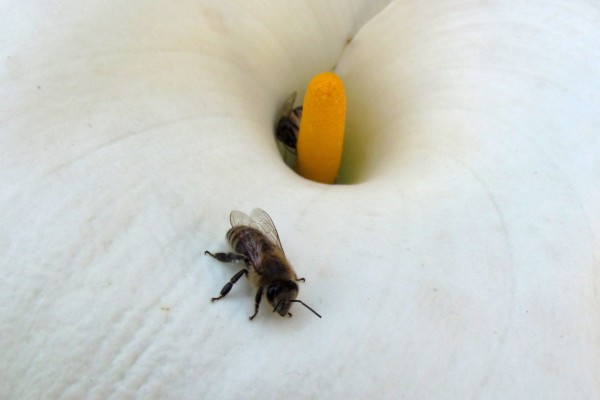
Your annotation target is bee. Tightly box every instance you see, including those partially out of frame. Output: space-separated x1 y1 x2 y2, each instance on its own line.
275 92 303 154
205 208 321 320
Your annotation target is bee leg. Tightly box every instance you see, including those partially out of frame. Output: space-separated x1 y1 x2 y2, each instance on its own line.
249 286 264 321
211 269 248 302
294 275 306 283
205 251 248 263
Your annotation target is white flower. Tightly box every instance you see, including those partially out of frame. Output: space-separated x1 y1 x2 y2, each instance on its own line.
1 1 599 398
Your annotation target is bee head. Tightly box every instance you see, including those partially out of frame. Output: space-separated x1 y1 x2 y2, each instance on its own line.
267 281 298 317
267 281 322 319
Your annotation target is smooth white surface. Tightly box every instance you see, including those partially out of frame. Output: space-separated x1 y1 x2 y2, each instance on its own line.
1 1 599 399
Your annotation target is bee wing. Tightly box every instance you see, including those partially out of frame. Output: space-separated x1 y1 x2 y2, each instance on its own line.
230 209 285 253
249 208 285 253
280 92 297 115
230 209 253 228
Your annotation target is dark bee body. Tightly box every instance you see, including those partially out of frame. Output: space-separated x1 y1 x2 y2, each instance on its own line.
276 92 303 153
205 209 321 321
227 225 293 283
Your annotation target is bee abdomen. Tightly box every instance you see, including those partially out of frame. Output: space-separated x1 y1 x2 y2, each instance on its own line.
226 226 243 253
276 107 302 150
227 226 267 256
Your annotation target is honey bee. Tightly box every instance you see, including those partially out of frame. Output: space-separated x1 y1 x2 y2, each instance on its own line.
205 208 321 320
275 92 303 154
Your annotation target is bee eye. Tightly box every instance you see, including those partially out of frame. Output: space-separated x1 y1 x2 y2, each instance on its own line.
266 285 278 301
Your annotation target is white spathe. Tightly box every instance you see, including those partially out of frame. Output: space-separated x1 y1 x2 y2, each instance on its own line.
1 1 599 399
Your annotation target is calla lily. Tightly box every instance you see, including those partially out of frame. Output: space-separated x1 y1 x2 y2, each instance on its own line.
2 1 599 398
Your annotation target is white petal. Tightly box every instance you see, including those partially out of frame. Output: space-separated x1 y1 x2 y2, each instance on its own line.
1 1 598 399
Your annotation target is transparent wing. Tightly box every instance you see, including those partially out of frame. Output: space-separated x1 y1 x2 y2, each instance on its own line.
230 210 253 228
250 208 285 253
230 209 285 252
280 92 297 116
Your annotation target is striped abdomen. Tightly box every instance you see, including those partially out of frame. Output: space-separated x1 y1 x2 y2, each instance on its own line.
276 106 303 151
227 226 274 260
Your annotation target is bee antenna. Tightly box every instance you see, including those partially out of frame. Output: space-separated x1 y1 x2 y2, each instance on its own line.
290 300 322 318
